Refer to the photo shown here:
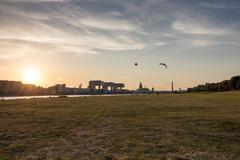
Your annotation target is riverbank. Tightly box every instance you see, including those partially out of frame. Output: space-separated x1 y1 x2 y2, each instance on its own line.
0 93 240 159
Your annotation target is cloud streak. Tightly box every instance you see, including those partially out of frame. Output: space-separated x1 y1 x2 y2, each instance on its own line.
0 1 147 58
0 0 240 59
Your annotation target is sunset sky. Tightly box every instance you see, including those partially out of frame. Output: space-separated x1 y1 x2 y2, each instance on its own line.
1 0 240 90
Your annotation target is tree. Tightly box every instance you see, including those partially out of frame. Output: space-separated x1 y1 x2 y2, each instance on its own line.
236 79 240 90
187 75 240 92
230 76 240 90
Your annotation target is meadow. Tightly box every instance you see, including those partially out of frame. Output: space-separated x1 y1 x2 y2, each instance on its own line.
0 92 240 160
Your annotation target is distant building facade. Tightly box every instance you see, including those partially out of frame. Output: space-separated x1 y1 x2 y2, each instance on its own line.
137 82 151 94
0 80 45 95
88 80 126 94
0 79 129 96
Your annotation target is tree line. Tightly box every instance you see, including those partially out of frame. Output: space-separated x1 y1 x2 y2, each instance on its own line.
187 76 240 92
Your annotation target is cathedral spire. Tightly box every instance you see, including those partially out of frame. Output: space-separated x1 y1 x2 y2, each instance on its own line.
139 82 143 90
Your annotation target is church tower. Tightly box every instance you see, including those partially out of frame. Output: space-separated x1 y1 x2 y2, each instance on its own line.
139 82 143 90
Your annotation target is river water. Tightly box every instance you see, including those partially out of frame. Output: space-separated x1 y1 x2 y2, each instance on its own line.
0 94 131 100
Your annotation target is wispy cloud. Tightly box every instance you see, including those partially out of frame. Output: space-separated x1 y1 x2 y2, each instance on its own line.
0 0 147 58
172 20 231 35
74 17 138 32
200 2 240 9
1 0 240 60
191 40 210 47
5 0 67 2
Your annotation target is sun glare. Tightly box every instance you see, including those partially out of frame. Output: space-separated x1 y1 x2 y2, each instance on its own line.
23 69 40 84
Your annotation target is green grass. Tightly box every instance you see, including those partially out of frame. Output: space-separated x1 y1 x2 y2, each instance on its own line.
0 92 240 160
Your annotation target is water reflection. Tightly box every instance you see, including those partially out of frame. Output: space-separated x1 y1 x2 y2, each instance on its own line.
0 94 130 100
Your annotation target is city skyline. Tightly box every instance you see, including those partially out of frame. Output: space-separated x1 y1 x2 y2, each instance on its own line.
1 0 240 90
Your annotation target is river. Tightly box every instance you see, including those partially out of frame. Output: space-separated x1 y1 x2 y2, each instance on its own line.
0 94 131 100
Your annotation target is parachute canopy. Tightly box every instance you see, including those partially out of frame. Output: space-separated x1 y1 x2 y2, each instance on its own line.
159 63 167 68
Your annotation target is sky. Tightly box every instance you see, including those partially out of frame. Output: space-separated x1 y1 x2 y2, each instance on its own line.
1 0 240 90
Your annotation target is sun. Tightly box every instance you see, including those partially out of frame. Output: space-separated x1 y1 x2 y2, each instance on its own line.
23 69 40 84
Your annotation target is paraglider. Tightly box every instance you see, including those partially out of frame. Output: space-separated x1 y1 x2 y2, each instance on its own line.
133 62 168 69
159 63 167 69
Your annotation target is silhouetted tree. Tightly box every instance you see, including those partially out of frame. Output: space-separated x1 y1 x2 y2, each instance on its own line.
187 75 240 92
230 76 240 90
236 79 240 90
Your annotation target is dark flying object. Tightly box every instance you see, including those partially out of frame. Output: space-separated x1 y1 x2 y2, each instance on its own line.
134 62 138 66
159 63 167 68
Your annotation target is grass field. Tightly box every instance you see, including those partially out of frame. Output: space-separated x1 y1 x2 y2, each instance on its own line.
0 92 240 160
